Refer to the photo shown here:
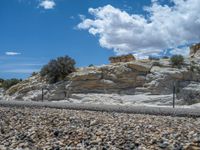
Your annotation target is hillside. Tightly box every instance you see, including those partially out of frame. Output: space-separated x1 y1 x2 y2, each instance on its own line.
2 43 200 106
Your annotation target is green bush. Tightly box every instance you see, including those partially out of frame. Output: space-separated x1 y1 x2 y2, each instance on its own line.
170 55 184 67
152 61 161 67
88 64 94 67
40 55 76 83
1 78 22 90
0 78 4 83
162 56 169 59
0 78 4 88
31 72 38 77
148 56 160 60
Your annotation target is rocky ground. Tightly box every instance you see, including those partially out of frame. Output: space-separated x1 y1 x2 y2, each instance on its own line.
0 107 200 150
0 88 3 100
58 93 176 106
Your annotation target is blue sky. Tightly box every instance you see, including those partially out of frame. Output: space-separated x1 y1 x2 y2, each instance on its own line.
0 0 200 79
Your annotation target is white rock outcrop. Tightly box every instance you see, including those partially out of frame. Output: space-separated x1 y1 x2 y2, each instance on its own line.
3 54 200 106
0 88 4 100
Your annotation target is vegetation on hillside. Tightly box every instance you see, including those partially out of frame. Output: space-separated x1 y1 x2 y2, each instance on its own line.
162 56 169 59
1 78 22 90
88 64 94 67
40 55 76 83
0 78 4 88
31 72 38 77
170 55 184 67
148 56 160 60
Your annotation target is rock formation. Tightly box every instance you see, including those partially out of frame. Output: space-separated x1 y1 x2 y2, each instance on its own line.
109 54 135 63
190 43 200 58
0 88 4 100
3 45 200 105
4 61 152 101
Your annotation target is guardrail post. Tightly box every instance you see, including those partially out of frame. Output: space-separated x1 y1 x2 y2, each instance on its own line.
64 91 67 98
173 81 175 108
42 88 44 102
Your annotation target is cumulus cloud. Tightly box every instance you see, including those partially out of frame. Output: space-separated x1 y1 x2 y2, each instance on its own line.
5 52 21 56
39 0 55 9
170 47 190 56
78 0 200 58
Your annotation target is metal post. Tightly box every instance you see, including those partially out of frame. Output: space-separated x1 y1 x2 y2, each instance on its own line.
42 88 44 101
66 87 71 99
64 91 67 98
173 82 175 108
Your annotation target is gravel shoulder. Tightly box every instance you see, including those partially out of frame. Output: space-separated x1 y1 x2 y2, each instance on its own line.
0 106 200 149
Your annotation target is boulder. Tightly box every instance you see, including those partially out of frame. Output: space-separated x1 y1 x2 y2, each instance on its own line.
144 67 190 94
69 70 102 81
126 61 152 72
69 62 146 94
0 88 4 100
190 43 200 58
109 54 135 63
177 82 200 104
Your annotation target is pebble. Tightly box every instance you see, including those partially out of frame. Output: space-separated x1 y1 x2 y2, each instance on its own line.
0 106 200 149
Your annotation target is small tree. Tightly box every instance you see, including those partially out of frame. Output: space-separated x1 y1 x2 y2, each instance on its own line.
170 55 184 67
40 55 76 83
148 56 160 60
1 78 22 90
31 72 38 77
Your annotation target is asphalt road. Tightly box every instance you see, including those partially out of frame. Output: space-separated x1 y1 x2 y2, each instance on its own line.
0 100 200 117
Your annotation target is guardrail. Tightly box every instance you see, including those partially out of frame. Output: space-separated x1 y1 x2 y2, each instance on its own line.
0 100 200 117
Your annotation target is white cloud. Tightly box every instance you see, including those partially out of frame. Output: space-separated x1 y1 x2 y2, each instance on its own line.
79 14 86 20
5 52 21 56
2 69 39 74
39 0 55 10
170 47 190 56
2 63 43 67
78 0 200 58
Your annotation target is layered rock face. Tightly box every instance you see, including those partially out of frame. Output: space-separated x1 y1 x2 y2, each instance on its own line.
177 82 200 105
68 61 151 94
3 52 200 105
190 43 200 58
109 54 135 63
0 88 4 100
4 61 152 101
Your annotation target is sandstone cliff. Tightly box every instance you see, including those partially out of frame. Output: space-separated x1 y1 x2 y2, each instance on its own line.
190 43 200 58
3 43 200 105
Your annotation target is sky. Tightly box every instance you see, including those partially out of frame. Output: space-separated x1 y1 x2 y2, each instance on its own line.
0 0 200 79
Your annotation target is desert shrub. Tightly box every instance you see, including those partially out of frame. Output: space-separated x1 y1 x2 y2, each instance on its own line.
40 55 76 83
0 78 4 87
31 72 38 77
152 61 161 67
88 64 94 67
0 78 4 83
148 56 160 60
0 79 3 88
162 56 169 59
170 55 184 67
1 78 22 90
